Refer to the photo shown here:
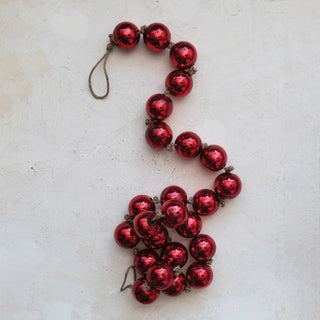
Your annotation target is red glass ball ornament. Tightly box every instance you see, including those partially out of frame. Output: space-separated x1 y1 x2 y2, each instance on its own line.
143 23 171 51
146 122 173 149
175 132 202 159
160 185 187 204
214 172 242 199
146 262 174 290
132 278 160 304
161 242 188 268
176 211 202 238
163 272 186 296
161 199 188 228
165 70 193 97
176 212 202 238
146 94 173 121
143 224 168 249
114 222 140 248
113 21 140 49
200 145 227 172
186 262 213 288
192 189 219 216
133 211 161 238
134 249 159 275
128 195 155 218
170 41 197 69
189 234 216 261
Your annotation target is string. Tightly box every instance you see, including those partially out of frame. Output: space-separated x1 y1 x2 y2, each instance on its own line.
88 34 115 99
150 209 166 222
120 265 137 292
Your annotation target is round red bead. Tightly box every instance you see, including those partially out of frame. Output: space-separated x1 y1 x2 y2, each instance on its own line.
189 234 216 262
160 185 187 204
176 211 202 238
165 70 193 97
143 23 171 51
163 272 186 296
186 262 213 289
214 172 242 199
132 278 160 304
114 222 140 248
113 21 140 49
147 262 174 290
192 189 219 216
133 211 161 238
170 41 197 69
128 195 155 218
142 224 168 249
161 242 188 268
200 145 227 172
134 249 159 275
146 122 173 149
175 132 202 159
161 199 188 228
146 94 173 121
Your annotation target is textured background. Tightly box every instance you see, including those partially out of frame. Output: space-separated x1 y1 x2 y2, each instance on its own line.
1 1 320 319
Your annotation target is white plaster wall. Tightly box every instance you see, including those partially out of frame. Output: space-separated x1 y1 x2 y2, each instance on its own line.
0 1 319 319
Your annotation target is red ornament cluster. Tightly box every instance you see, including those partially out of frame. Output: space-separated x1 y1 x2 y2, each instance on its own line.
89 21 243 305
114 181 240 304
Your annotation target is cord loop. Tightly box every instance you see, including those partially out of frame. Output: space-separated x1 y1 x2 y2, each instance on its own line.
88 34 116 100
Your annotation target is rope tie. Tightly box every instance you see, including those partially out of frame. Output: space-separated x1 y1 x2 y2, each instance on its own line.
88 34 116 100
187 197 194 205
151 209 166 222
167 41 175 49
219 198 225 207
173 266 182 276
202 143 208 149
142 282 152 292
120 265 137 292
224 166 234 173
139 25 147 34
153 196 160 204
124 214 133 221
185 66 197 76
145 118 155 126
184 282 192 292
166 143 176 152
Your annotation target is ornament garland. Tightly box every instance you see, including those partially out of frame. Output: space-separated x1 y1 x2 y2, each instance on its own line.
89 21 242 304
